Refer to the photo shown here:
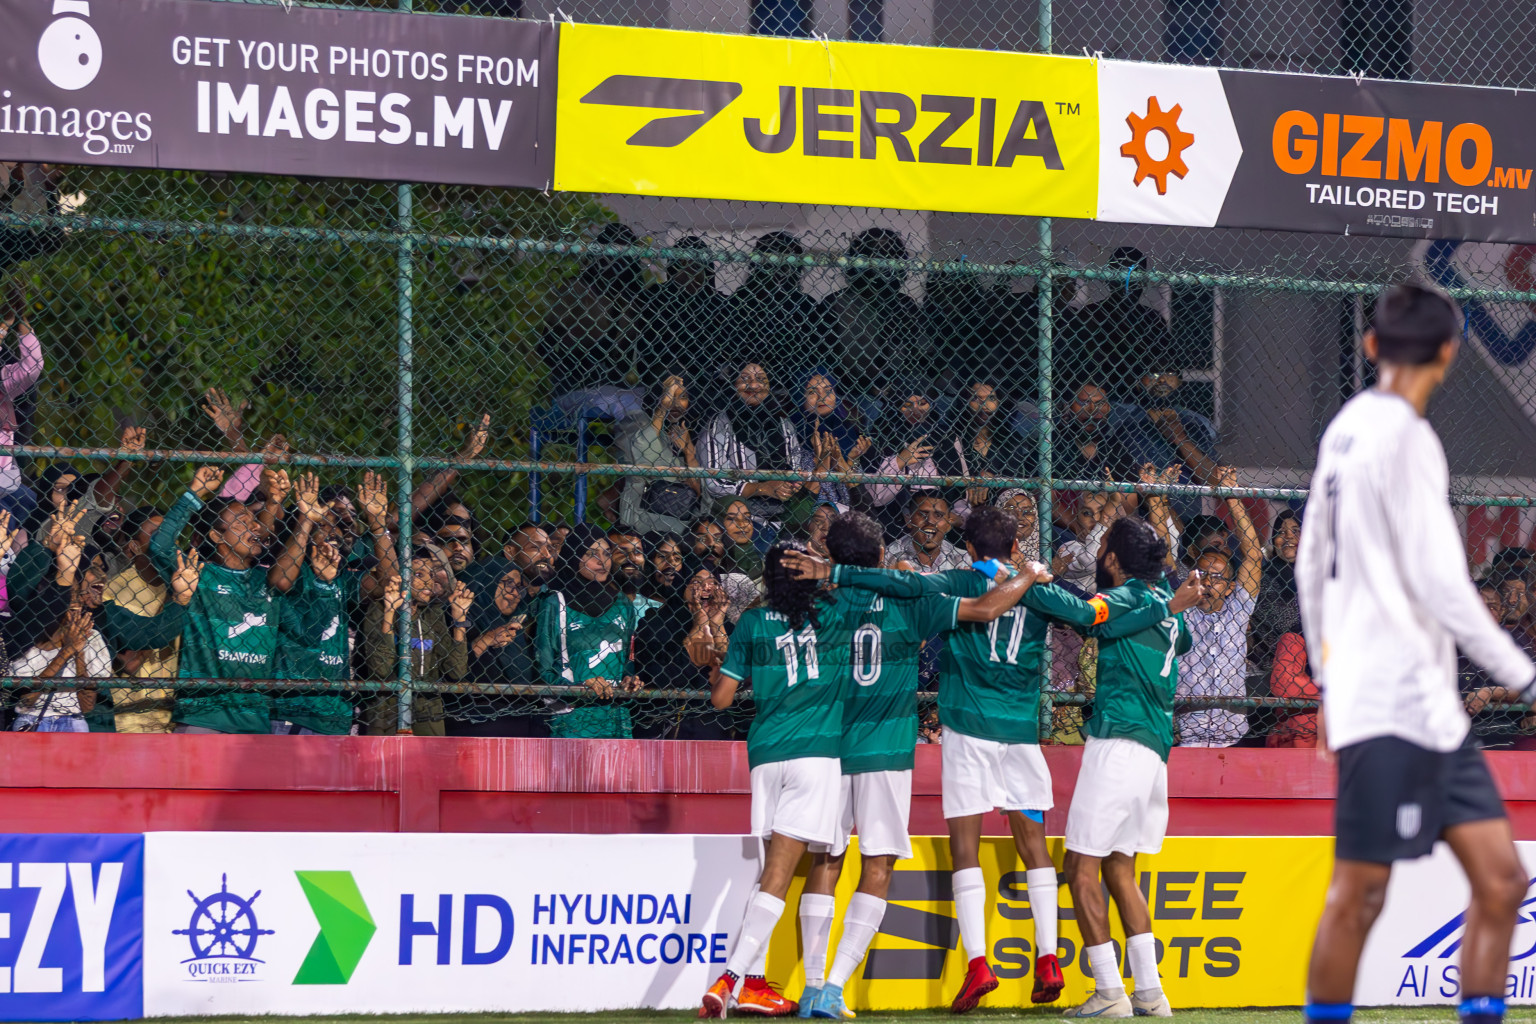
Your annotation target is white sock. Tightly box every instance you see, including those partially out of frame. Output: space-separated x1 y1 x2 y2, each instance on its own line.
1126 932 1161 996
1025 867 1059 960
827 893 887 988
749 933 770 978
727 891 787 980
799 893 837 987
953 867 988 962
1085 941 1125 997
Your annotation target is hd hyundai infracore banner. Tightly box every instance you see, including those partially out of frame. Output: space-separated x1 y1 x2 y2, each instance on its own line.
0 0 554 187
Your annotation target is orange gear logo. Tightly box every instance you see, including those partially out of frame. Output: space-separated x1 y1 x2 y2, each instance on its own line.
1121 97 1195 195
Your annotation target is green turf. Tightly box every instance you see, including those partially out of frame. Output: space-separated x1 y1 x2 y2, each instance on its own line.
102 1010 1536 1024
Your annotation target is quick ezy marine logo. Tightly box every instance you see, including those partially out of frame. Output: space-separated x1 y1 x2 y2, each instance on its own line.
173 874 274 982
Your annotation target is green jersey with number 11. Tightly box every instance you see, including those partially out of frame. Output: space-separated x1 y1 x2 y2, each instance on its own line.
721 592 863 769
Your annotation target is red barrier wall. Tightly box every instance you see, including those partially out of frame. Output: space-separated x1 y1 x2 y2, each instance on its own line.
8 735 1536 838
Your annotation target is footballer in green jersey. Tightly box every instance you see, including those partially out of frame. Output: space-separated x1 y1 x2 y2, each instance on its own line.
782 507 1201 1012
792 512 1048 1021
1053 516 1202 1020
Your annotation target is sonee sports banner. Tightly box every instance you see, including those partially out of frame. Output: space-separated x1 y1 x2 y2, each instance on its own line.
0 0 555 188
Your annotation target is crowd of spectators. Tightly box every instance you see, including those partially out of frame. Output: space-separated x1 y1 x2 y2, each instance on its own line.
1 221 1522 745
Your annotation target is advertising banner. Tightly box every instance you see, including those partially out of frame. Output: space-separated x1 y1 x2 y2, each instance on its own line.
768 835 1331 1010
1358 841 1536 1004
141 832 761 1015
0 834 143 1022
552 23 1098 218
1097 60 1536 244
2 829 1534 1018
0 0 555 187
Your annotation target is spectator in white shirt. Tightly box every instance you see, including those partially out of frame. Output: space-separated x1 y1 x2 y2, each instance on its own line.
11 540 112 732
1170 466 1263 747
885 494 968 572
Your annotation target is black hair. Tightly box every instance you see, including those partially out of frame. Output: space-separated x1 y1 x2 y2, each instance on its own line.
423 495 475 534
906 492 950 516
608 526 641 541
120 506 161 546
763 539 822 632
826 512 884 568
1371 282 1460 366
1103 516 1169 582
318 483 355 506
964 506 1017 560
192 496 241 547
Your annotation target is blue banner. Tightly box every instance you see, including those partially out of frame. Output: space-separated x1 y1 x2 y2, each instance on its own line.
0 834 143 1021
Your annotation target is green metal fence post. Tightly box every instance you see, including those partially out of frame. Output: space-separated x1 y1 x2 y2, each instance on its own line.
1036 0 1056 743
394 0 416 734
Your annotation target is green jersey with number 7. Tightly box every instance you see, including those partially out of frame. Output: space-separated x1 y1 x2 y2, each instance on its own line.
1071 576 1191 761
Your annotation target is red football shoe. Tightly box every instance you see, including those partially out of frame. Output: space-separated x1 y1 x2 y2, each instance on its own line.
1031 952 1065 1004
737 976 798 1016
949 956 999 1014
701 973 734 1018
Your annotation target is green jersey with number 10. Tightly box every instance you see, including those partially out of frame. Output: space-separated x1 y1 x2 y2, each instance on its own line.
831 587 961 775
830 565 1173 745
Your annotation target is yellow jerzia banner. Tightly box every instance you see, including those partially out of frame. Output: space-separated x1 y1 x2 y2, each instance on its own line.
763 835 1332 1010
553 23 1098 218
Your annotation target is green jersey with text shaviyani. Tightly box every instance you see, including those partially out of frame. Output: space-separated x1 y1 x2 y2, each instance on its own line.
831 566 1172 745
273 564 362 734
149 491 282 733
720 599 856 769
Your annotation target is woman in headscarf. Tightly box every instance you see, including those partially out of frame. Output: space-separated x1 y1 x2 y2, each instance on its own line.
867 377 946 536
630 535 734 740
445 559 547 737
1249 508 1302 675
532 523 641 738
788 367 871 512
933 379 1024 518
698 357 815 537
720 499 766 578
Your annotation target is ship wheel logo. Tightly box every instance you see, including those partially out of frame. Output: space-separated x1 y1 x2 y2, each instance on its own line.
1121 96 1195 195
174 874 274 963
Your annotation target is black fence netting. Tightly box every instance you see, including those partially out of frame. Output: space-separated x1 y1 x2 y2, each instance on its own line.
0 0 1533 748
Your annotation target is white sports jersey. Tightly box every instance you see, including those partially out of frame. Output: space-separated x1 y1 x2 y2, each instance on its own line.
1297 389 1534 752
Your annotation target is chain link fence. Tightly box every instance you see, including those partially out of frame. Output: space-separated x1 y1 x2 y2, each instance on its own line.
0 0 1533 746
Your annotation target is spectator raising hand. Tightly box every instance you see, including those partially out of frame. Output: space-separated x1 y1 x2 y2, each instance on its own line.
171 548 203 607
201 387 249 451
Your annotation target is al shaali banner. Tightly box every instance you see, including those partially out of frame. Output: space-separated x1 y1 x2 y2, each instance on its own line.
0 0 555 187
552 23 1100 219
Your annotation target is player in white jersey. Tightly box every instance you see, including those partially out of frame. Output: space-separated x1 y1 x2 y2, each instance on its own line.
1296 283 1536 1024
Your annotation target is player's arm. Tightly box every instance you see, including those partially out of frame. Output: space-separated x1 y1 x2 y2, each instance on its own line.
1391 434 1536 694
1086 572 1206 639
954 561 1048 622
783 548 953 599
709 624 751 708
